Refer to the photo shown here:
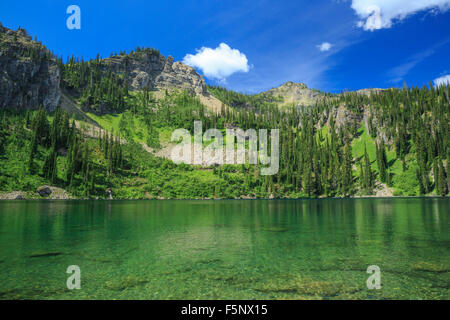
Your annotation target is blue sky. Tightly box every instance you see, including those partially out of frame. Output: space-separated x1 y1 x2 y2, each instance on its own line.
1 0 449 93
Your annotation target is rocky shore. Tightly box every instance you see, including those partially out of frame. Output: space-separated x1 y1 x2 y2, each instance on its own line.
0 186 74 200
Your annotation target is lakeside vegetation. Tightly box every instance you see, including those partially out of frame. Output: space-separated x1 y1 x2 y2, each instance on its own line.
0 26 448 199
0 79 448 199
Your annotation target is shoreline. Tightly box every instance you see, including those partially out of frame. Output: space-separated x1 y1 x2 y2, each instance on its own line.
0 191 446 201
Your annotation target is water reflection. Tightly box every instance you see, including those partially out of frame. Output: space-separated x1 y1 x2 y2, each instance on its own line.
0 198 448 299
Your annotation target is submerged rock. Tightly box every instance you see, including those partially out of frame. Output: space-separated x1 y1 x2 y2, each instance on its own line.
264 227 289 233
105 276 149 291
0 286 66 299
28 252 63 258
196 258 223 265
253 275 359 298
413 261 449 273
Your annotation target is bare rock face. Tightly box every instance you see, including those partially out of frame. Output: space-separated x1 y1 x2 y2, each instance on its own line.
170 61 207 95
103 51 207 95
356 88 386 96
333 105 361 129
0 23 205 113
0 24 61 111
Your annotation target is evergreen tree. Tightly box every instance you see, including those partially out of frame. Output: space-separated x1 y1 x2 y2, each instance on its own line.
436 160 448 196
28 131 38 174
341 143 354 196
43 149 57 183
362 144 374 194
376 140 388 183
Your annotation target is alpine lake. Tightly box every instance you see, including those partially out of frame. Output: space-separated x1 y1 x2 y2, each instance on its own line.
0 198 448 300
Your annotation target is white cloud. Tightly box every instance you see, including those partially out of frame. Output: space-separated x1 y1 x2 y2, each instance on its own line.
351 0 450 31
434 74 450 86
317 42 333 52
183 43 250 81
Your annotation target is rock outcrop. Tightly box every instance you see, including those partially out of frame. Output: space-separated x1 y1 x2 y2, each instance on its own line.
36 185 73 199
36 185 53 197
0 191 26 200
0 23 207 113
331 105 362 129
356 88 386 96
0 23 61 111
102 50 207 95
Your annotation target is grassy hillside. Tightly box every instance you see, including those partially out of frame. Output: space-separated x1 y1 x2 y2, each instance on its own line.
1 24 447 200
0 42 448 199
351 125 421 196
1 85 448 200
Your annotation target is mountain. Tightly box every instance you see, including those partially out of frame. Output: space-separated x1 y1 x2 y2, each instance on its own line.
0 23 60 111
0 23 448 200
0 23 378 115
0 23 215 114
262 81 324 108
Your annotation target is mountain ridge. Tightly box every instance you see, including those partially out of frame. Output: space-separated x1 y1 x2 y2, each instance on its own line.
0 23 213 113
0 22 448 200
1 22 388 114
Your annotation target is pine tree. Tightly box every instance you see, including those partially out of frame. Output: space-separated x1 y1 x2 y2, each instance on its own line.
43 149 58 183
437 160 448 196
32 107 50 147
28 131 38 174
363 144 374 194
386 169 392 187
341 143 353 196
417 169 426 195
376 140 388 183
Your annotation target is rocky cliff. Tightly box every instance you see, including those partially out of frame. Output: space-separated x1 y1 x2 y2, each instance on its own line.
0 22 382 116
102 49 207 95
0 23 61 111
0 23 207 113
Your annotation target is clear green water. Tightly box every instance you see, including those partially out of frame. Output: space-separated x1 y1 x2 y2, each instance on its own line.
0 199 448 300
